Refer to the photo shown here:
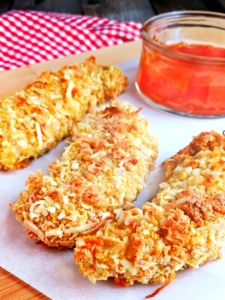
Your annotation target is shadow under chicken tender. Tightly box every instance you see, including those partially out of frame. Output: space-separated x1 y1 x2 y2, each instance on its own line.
11 101 158 248
74 131 225 296
0 56 128 170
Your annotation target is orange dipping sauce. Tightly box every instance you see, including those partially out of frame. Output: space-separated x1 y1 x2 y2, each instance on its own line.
136 42 225 116
167 43 225 58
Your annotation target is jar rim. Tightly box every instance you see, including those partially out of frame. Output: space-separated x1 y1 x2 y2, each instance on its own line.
141 10 225 63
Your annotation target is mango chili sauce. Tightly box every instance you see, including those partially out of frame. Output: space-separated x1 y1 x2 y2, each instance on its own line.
136 42 225 116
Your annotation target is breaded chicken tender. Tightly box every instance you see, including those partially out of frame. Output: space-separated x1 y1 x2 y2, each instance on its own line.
11 101 158 248
0 56 128 170
74 131 225 295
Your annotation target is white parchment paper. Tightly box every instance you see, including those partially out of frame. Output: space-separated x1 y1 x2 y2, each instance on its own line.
1 58 225 300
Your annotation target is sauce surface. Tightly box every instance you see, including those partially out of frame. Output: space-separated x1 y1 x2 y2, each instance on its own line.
136 42 225 116
167 42 225 58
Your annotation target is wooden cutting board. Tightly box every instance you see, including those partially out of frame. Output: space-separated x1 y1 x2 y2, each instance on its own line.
0 39 142 300
0 40 142 97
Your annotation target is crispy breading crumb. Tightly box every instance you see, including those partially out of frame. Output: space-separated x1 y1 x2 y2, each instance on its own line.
0 56 128 170
11 101 158 248
74 131 225 289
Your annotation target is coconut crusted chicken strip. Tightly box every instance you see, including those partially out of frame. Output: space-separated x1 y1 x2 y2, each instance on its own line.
0 56 128 170
74 131 225 296
11 101 158 248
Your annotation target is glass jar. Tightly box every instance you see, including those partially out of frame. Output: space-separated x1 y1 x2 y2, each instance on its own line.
135 11 225 118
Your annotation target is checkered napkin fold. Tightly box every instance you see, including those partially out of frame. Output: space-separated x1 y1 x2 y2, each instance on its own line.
0 10 142 71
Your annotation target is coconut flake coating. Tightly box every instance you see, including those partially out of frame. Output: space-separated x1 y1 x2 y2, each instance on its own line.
11 101 158 248
74 131 225 287
0 56 128 170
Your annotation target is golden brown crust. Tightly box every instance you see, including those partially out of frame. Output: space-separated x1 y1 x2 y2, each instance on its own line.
162 131 225 177
74 131 225 288
11 101 158 248
0 56 128 170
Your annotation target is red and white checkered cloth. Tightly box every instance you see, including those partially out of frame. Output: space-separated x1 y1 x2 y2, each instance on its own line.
0 10 142 71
